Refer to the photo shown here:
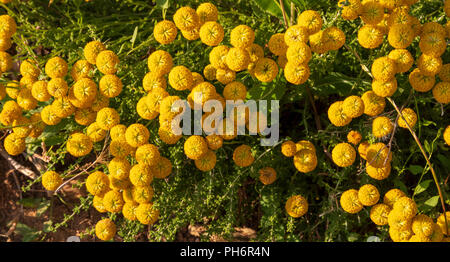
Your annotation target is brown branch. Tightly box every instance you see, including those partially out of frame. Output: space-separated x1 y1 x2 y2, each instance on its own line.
0 145 37 179
279 0 289 29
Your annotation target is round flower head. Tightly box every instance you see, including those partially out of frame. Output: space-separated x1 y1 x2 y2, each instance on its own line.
5 81 20 100
203 64 217 81
195 150 217 172
360 1 384 25
41 171 62 191
268 33 287 56
323 26 346 51
285 195 308 218
342 95 364 118
397 108 417 129
16 89 38 111
96 50 119 75
71 59 93 81
233 144 254 167
74 108 96 126
103 190 125 213
357 25 384 49
338 0 363 21
421 22 446 38
372 116 393 138
366 162 391 180
383 188 406 208
20 59 40 79
168 65 193 91
358 141 370 160
361 91 386 116
147 87 169 112
159 95 184 118
439 64 450 82
226 47 250 72
67 133 93 157
284 25 309 46
197 2 218 24
0 37 11 51
125 123 150 148
132 186 153 203
371 56 397 83
129 163 153 187
340 189 363 214
3 133 26 156
253 58 278 83
84 41 106 65
0 51 11 72
281 141 297 157
12 116 32 138
417 54 442 77
372 78 397 98
347 130 362 145
332 142 356 168
388 5 414 26
393 196 417 220
109 140 132 158
258 167 277 185
295 140 316 153
297 10 322 35
284 62 310 85
388 49 413 74
86 122 107 142
108 157 131 180
96 107 120 131
419 33 446 57
99 74 122 98
209 45 229 69
230 25 255 49
389 227 413 242
199 21 224 46
388 24 414 49
173 6 199 31
135 143 160 166
152 157 172 179
328 101 352 127
366 142 392 168
429 223 444 242
110 124 127 142
223 81 246 102
184 135 208 160
216 68 236 85
153 20 178 45
408 68 435 92
148 50 173 77
122 201 139 221
412 214 434 237
370 203 392 225
136 203 159 225
182 26 201 41
432 82 450 104
73 77 98 103
40 105 63 127
444 126 450 146
293 149 317 173
86 171 110 197
31 80 51 102
0 14 16 38
47 78 68 98
286 42 311 65
437 212 450 236
91 94 110 112
309 31 329 54
191 72 204 88
93 195 107 213
358 184 380 206
52 97 75 118
95 218 116 241
45 57 68 79
142 72 166 93
19 75 37 91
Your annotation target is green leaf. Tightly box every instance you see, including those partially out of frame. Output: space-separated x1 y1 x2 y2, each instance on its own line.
156 0 169 9
251 0 287 21
15 223 40 242
421 119 436 127
424 140 432 154
43 221 53 233
413 179 432 195
408 165 423 175
18 198 42 208
36 199 51 217
424 196 440 207
347 232 359 242
130 26 138 48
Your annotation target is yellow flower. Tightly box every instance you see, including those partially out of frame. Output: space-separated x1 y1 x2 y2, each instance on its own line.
417 54 442 77
380 0 404 10
153 157 173 179
20 59 40 79
297 10 322 35
66 133 93 157
109 140 132 159
93 195 107 213
366 162 391 180
85 171 110 197
338 0 362 21
366 142 392 168
96 107 120 131
95 218 116 241
230 24 255 49
393 196 417 220
182 26 200 40
0 50 11 72
226 47 250 72
129 163 153 187
122 201 139 221
168 65 194 91
372 78 398 98
408 68 435 92
388 209 412 231
86 122 107 142
421 22 446 38
388 24 414 49
147 50 173 77
347 130 362 145
3 133 26 156
285 195 308 218
361 90 386 116
196 2 218 24
41 171 62 191
383 188 406 208
45 57 68 78
191 72 204 87
357 25 384 49
323 26 346 51
340 189 363 214
254 58 278 83
223 81 246 101
71 59 93 81
286 42 311 65
360 1 384 25
284 62 310 85
295 140 316 153
125 123 150 148
444 125 450 146
277 55 288 70
184 135 208 160
103 190 125 213
328 101 352 127
203 64 217 81
195 150 217 171
91 94 110 112
439 64 450 82
29 113 46 138
388 49 413 74
371 56 397 83
216 67 236 85
99 74 123 98
135 143 160 166
358 141 370 160
389 227 413 242
281 141 297 157
16 89 37 111
209 45 229 69
31 80 51 102
419 33 446 57
0 37 11 51
108 157 131 180
436 212 450 236
258 167 277 185
372 116 393 138
109 176 131 191
136 203 159 225
41 105 62 126
412 214 434 237
233 144 254 167
47 78 68 98
0 14 16 38
284 25 309 46
84 40 106 65
173 6 199 31
358 184 380 206
398 108 417 129
268 33 287 56
110 124 127 142
74 108 96 126
332 142 356 167
342 95 364 118
432 82 450 104
408 234 431 242
293 149 317 173
96 50 119 75
153 20 178 45
370 203 391 226
199 21 224 46
73 77 97 103
142 72 166 93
